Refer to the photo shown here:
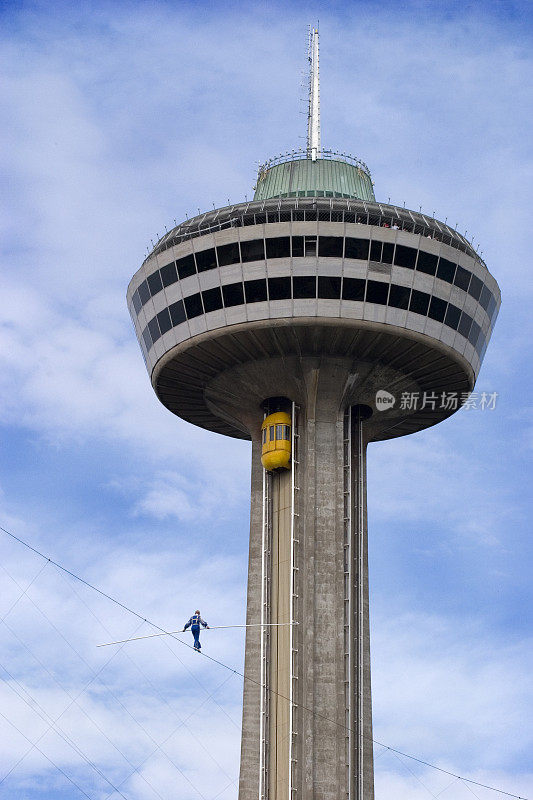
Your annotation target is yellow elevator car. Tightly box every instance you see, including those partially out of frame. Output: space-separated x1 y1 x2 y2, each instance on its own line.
261 411 291 470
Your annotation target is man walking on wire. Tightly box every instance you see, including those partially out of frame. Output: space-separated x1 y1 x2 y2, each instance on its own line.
183 610 209 651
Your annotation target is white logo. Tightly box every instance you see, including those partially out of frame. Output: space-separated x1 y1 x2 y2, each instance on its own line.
375 390 396 411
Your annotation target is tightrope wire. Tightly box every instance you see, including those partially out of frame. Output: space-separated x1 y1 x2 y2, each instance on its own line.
0 522 529 800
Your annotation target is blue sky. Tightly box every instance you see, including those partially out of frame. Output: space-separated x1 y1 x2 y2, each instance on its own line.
1 1 532 798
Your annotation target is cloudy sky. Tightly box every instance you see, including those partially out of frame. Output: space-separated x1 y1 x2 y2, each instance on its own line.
1 0 532 798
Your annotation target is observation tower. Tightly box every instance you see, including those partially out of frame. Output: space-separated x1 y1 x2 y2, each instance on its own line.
127 28 500 800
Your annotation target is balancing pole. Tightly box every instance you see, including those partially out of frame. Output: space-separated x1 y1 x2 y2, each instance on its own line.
97 622 297 648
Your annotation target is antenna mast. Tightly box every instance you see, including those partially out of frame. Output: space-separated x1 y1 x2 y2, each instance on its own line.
307 25 321 161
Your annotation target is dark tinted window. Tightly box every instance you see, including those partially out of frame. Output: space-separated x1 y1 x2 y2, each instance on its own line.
458 311 473 338
318 237 343 258
409 289 430 315
148 317 161 343
342 277 366 301
241 239 265 262
468 274 483 301
428 296 447 322
318 276 341 299
184 293 203 318
169 299 186 326
292 236 304 257
142 327 152 349
370 241 382 261
417 251 438 276
147 271 163 297
454 265 471 292
160 261 178 287
266 237 291 259
177 254 196 280
217 242 240 266
268 276 291 300
487 294 497 320
388 284 411 309
132 289 142 314
202 286 223 312
445 303 461 330
382 242 394 264
293 276 317 298
436 258 456 283
366 280 389 304
222 282 245 307
157 308 172 335
394 245 417 269
138 280 150 305
469 320 481 347
195 248 217 273
345 237 369 260
479 285 491 312
245 278 268 303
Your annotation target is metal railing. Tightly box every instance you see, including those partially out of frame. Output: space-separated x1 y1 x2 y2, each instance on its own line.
143 198 486 272
257 149 371 177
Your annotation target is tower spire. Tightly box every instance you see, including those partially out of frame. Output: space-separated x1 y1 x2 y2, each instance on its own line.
307 25 321 161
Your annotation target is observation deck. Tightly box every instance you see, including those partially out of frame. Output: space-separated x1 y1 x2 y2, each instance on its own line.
127 196 500 442
254 149 375 202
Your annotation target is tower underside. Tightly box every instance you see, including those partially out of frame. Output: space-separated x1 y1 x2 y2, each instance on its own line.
127 196 500 798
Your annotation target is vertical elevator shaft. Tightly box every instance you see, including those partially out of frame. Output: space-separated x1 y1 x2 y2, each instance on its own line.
267 468 292 799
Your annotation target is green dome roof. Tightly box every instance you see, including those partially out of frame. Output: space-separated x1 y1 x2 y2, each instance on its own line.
254 150 375 202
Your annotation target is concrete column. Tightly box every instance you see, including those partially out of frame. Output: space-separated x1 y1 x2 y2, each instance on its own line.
238 369 374 800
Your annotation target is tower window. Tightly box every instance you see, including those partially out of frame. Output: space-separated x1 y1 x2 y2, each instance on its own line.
382 243 394 264
318 276 341 299
445 303 461 330
428 296 447 322
169 300 186 326
195 248 217 273
388 284 411 309
202 286 223 313
132 289 142 314
293 276 317 298
148 317 161 343
222 282 245 307
436 258 456 284
342 278 365 302
269 425 275 441
394 245 417 269
268 276 291 300
147 271 163 297
458 311 473 339
160 261 178 287
138 280 150 305
291 236 304 257
304 236 317 257
245 279 268 303
409 289 430 316
157 307 172 335
366 280 389 305
479 285 492 312
416 251 438 276
369 241 382 261
454 266 471 292
177 254 196 280
184 293 204 319
318 236 343 258
468 274 483 301
241 239 265 262
266 237 291 259
345 237 370 261
217 242 240 266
